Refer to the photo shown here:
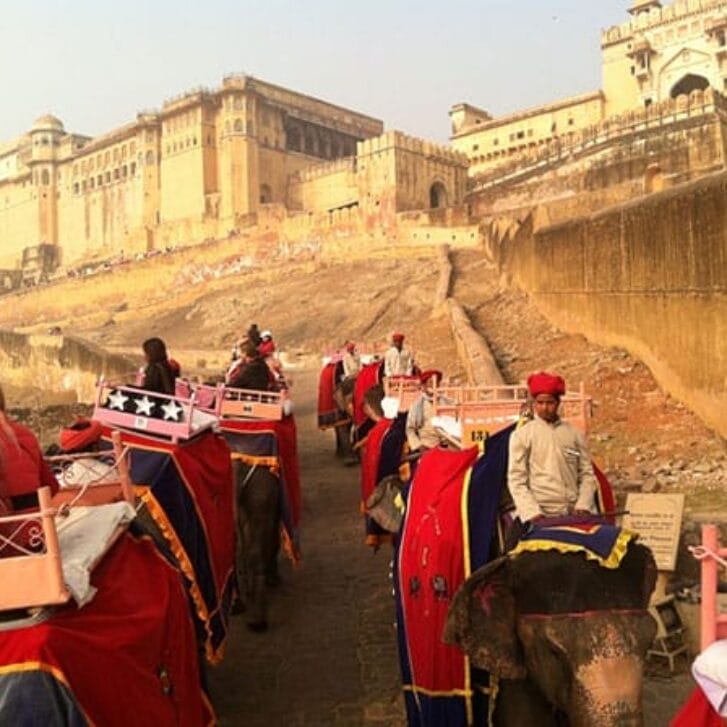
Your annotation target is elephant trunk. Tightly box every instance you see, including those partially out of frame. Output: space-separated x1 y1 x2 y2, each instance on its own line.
570 655 645 727
518 611 656 727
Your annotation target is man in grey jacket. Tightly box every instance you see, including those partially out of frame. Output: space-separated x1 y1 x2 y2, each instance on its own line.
507 371 597 525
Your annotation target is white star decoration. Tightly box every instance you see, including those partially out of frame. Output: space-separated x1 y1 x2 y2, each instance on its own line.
161 399 183 421
134 395 154 416
107 390 129 411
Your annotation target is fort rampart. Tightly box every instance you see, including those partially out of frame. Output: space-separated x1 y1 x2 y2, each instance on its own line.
496 172 727 438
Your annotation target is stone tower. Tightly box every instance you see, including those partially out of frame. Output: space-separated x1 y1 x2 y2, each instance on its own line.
28 114 62 246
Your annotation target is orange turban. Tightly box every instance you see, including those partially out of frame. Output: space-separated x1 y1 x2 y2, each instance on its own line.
60 418 103 453
527 372 566 398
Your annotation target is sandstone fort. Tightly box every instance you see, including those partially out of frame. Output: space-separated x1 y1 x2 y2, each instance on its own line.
0 0 725 435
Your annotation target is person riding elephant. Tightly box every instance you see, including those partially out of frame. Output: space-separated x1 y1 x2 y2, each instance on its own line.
405 369 445 455
227 341 273 391
0 384 58 512
141 337 176 395
444 536 657 726
341 341 361 379
507 371 597 545
384 332 414 377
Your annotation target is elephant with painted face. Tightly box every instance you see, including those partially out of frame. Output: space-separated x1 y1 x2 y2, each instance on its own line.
444 540 657 727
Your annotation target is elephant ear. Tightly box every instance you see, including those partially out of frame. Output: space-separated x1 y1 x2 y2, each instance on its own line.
444 556 527 679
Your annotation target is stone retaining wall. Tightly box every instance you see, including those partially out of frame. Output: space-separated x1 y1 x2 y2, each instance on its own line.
434 245 504 386
0 330 136 403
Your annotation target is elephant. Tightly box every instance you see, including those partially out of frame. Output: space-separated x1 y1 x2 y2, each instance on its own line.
233 459 281 632
333 376 357 465
444 540 657 727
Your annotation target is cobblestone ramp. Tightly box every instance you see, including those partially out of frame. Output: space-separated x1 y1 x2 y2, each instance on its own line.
208 368 406 727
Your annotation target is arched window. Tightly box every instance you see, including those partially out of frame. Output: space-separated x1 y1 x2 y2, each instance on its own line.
145 150 155 166
670 73 709 97
260 184 272 204
41 169 50 186
234 118 243 133
130 162 136 176
429 181 448 209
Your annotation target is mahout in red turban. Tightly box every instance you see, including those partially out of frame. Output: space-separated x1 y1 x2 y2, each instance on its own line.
392 332 405 342
527 371 566 398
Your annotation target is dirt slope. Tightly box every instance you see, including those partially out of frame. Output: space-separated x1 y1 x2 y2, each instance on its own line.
451 248 726 517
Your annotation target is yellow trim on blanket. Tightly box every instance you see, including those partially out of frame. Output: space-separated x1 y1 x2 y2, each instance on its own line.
403 683 497 698
280 524 301 566
138 489 224 665
460 464 475 725
0 661 94 724
229 451 280 476
510 529 636 569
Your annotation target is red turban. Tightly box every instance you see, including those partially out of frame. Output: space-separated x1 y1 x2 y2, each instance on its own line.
345 341 356 352
527 371 566 398
420 370 443 385
392 332 405 342
60 418 103 453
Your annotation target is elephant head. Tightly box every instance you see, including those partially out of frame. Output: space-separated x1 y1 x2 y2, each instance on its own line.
444 542 657 726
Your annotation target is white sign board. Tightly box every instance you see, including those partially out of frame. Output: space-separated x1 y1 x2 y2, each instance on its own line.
622 493 685 571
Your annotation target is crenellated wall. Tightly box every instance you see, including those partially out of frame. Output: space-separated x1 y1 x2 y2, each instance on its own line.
495 172 727 438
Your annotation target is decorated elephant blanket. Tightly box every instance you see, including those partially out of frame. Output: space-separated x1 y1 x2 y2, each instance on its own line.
353 360 383 429
317 361 348 429
360 412 407 548
395 424 513 727
107 427 236 664
219 415 302 562
0 531 214 726
511 519 636 569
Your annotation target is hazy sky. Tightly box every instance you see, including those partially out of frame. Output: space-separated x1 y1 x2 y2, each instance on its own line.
1 1 630 143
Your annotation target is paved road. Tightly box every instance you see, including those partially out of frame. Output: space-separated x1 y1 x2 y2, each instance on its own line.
208 368 695 726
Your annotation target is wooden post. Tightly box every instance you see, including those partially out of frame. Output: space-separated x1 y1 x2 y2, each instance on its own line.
112 431 135 506
38 486 66 602
701 524 718 650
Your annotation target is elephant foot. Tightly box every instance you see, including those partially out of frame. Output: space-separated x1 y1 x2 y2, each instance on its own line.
246 620 269 633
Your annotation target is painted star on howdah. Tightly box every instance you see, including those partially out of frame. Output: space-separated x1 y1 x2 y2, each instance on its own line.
161 399 183 421
107 390 129 411
134 395 154 416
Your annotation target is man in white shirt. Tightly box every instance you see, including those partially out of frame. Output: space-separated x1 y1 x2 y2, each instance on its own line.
384 332 413 377
342 341 361 379
507 371 597 524
406 370 444 452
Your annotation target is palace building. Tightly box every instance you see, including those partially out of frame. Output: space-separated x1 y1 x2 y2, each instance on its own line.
0 75 469 277
451 0 727 176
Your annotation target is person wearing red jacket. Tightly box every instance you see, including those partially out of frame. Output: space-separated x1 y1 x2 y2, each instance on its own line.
0 386 58 512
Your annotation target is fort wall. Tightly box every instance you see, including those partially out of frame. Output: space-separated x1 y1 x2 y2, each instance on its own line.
496 172 727 438
0 330 136 403
469 89 727 223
